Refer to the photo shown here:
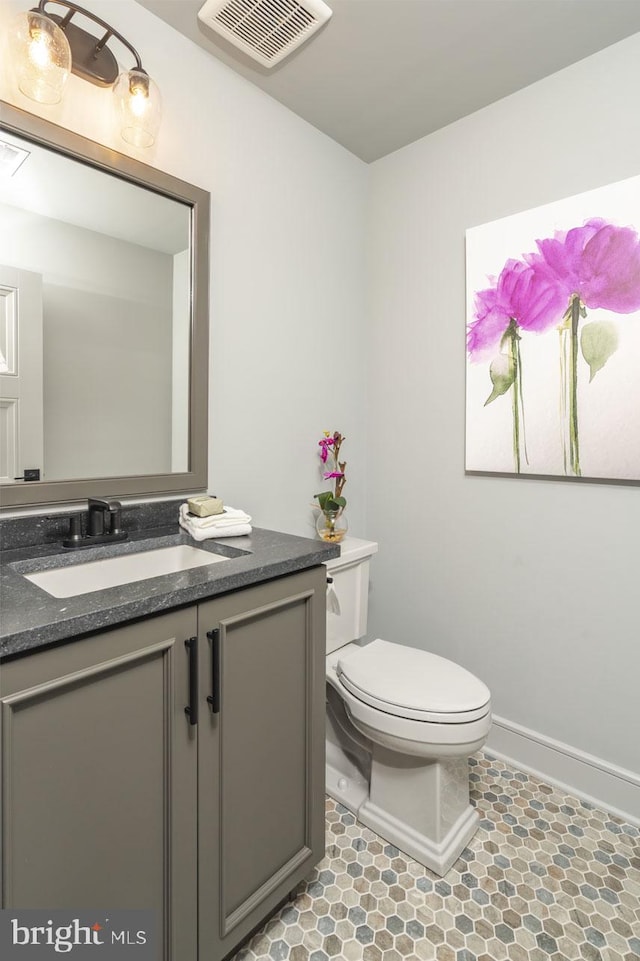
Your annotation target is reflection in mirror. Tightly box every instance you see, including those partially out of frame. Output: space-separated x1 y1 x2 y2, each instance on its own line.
0 129 190 481
0 103 209 509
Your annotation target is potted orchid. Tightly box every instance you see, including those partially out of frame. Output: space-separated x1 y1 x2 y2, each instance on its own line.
314 430 348 542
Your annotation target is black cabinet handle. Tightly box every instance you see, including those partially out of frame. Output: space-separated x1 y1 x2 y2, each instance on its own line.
184 636 198 725
206 628 220 714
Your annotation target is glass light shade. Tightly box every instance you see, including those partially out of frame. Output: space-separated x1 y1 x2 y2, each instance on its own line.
114 70 161 148
10 11 71 105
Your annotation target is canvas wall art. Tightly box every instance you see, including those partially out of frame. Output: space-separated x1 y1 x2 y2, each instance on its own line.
465 176 640 482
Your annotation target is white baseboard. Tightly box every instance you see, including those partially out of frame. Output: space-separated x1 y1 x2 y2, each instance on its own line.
486 715 640 828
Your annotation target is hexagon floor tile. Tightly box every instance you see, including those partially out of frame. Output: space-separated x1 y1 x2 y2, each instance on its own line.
231 753 640 961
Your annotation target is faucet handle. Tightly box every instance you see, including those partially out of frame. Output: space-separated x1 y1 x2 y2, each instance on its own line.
60 514 83 548
109 504 123 535
68 514 82 539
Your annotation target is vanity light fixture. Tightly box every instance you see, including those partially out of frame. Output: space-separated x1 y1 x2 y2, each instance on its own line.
9 0 161 147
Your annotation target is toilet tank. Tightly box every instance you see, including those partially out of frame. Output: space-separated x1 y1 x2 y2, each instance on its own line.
324 537 378 654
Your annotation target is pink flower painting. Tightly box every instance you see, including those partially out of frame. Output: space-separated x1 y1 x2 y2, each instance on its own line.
465 176 640 481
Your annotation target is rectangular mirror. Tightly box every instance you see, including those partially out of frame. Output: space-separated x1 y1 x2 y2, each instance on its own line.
0 101 210 509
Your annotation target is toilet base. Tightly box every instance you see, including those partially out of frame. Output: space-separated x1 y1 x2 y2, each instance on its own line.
326 738 480 876
358 796 478 877
326 740 369 813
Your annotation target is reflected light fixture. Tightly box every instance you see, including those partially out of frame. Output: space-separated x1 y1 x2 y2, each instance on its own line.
0 139 31 177
9 0 161 147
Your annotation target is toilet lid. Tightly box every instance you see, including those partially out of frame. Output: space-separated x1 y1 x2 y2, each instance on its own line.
337 638 491 723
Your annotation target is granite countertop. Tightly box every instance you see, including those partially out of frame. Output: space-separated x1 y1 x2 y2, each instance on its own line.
0 524 340 658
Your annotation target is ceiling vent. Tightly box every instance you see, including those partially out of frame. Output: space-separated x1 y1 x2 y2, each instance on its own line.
198 0 332 68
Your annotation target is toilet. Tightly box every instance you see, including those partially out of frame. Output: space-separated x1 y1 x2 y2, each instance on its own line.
324 537 491 876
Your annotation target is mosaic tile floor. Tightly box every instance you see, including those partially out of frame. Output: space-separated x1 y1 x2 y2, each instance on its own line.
232 753 640 961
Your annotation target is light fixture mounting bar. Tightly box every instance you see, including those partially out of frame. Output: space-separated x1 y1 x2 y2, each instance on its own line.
34 0 145 86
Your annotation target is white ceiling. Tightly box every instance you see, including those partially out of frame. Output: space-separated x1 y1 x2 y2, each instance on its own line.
136 0 640 163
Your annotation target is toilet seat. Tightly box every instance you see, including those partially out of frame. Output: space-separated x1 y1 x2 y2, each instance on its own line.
337 638 491 724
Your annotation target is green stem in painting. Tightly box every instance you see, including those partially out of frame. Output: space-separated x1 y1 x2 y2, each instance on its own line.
559 326 568 475
569 294 581 477
515 331 529 467
508 320 521 474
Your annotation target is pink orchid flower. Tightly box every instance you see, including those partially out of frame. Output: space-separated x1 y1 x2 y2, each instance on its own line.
318 437 335 463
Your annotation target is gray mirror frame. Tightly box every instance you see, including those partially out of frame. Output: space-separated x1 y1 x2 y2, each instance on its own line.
0 101 210 509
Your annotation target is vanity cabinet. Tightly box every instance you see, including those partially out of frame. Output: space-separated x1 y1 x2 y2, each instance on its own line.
198 570 326 957
0 566 326 961
0 607 199 959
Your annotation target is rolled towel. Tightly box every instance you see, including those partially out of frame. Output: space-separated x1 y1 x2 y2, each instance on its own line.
179 504 252 540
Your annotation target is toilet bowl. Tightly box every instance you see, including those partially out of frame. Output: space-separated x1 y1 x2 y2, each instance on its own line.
324 538 491 876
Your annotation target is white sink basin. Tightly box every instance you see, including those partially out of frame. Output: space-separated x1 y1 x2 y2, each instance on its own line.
24 545 229 598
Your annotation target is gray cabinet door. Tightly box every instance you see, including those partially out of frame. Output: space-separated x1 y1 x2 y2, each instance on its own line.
0 608 198 961
197 567 326 959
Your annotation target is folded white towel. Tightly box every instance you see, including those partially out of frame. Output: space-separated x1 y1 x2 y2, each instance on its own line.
180 516 252 540
179 503 252 540
180 503 251 528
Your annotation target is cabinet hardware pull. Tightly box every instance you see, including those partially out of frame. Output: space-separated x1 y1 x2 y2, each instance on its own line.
206 628 220 714
184 636 198 725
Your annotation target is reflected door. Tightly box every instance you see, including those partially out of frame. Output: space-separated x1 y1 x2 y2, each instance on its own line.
0 265 43 485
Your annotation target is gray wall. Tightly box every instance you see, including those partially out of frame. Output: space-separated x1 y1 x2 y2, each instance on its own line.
367 34 640 781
